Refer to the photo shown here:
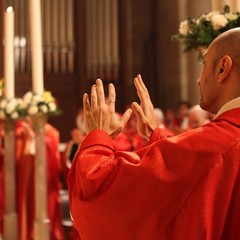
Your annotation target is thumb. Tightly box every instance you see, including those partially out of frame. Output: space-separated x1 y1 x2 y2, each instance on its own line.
131 102 147 122
119 108 132 127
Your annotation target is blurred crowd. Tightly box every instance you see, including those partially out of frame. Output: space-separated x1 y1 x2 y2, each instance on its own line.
0 100 214 240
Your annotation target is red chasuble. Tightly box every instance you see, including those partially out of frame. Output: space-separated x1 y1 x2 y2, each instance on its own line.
68 108 240 240
45 123 64 240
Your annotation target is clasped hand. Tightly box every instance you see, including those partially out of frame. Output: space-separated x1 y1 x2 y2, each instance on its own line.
83 74 157 141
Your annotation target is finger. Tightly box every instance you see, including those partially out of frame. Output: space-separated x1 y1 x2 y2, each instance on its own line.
119 108 132 127
83 93 90 111
131 102 147 122
96 79 105 107
90 84 97 108
137 74 148 92
134 75 152 108
136 75 151 100
107 83 116 112
134 76 145 100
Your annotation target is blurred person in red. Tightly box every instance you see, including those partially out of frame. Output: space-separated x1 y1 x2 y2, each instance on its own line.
172 100 191 134
154 108 174 137
122 112 148 151
61 110 85 240
109 111 131 151
15 119 35 240
188 104 210 129
164 107 175 130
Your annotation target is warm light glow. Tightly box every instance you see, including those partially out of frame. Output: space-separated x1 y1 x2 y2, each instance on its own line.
6 6 13 13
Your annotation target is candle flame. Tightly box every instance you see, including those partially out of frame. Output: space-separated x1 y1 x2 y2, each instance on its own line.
6 6 13 13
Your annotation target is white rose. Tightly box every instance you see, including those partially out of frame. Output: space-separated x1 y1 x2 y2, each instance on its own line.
9 98 18 106
179 20 189 35
225 13 238 21
40 105 48 113
17 98 23 104
20 100 28 108
211 13 228 30
48 102 57 112
28 105 39 115
23 91 33 103
6 101 16 114
206 11 219 21
11 111 19 119
32 95 44 103
196 18 201 25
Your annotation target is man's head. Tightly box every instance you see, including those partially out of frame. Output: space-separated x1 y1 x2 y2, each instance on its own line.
197 27 240 114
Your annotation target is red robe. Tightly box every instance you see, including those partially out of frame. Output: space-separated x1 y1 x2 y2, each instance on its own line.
68 108 240 240
15 121 35 240
45 124 64 240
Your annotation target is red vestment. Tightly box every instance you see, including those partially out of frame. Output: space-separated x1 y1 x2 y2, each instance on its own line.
112 132 132 151
15 121 35 240
68 108 240 240
45 124 64 240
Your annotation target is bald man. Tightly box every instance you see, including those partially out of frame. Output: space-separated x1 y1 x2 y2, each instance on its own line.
188 104 210 129
68 28 240 239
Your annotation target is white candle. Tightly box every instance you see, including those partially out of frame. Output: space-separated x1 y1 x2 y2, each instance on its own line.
29 0 44 95
4 7 15 99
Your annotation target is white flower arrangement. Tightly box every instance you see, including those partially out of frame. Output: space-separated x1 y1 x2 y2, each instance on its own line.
0 80 61 120
0 97 27 120
172 5 240 54
23 91 61 117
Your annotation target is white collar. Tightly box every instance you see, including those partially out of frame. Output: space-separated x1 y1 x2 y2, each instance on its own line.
215 97 240 118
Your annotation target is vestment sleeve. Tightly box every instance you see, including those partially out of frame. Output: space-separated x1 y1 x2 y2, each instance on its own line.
68 129 118 200
149 127 168 143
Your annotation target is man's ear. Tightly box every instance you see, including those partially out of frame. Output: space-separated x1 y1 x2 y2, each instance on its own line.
217 55 232 83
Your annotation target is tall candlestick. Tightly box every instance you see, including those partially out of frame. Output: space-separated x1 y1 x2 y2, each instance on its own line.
229 0 240 12
4 6 15 99
29 0 44 95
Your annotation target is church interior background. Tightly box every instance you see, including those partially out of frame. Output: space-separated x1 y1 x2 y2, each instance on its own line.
0 0 214 142
0 0 238 239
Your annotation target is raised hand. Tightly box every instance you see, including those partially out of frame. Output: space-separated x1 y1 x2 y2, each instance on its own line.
131 74 158 141
83 79 132 138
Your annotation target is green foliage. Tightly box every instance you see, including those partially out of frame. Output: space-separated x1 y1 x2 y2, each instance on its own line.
172 5 240 53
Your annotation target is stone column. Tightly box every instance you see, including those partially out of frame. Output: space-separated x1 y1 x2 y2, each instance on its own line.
31 113 50 240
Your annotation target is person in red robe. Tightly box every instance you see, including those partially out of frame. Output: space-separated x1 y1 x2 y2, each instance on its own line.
187 104 210 129
45 123 64 240
15 120 35 240
68 28 240 239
